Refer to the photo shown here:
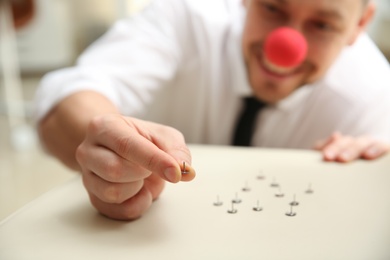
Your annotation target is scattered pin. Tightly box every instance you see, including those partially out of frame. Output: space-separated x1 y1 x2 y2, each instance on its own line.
232 192 242 204
242 181 251 192
252 200 263 212
305 183 314 194
275 187 284 198
285 205 297 217
270 177 279 188
213 195 223 206
227 202 238 214
256 170 265 180
290 194 299 206
181 162 189 174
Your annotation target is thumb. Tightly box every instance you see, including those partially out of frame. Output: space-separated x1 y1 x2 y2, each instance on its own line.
129 118 196 183
149 127 196 183
163 144 196 182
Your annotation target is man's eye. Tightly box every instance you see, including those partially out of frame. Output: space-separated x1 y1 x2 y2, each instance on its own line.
263 3 281 14
312 21 333 31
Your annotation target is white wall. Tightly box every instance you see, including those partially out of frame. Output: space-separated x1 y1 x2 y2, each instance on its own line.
368 0 390 57
0 0 76 73
4 0 150 73
8 0 390 74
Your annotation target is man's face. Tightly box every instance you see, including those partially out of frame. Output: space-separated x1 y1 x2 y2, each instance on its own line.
242 0 373 103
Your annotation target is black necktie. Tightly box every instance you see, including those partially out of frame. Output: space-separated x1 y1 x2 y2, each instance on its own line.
232 97 266 146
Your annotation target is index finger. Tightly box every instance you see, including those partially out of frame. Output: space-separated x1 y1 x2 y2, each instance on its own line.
93 116 189 183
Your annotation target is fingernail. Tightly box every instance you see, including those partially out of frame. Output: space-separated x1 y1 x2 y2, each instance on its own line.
339 152 351 161
325 150 336 160
164 167 180 183
366 147 379 157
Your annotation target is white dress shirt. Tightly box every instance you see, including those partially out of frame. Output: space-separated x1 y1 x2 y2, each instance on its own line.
34 0 390 149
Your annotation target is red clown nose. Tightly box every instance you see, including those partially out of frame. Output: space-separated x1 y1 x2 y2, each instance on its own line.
264 27 308 68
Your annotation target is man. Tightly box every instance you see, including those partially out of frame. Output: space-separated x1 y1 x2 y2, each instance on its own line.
34 0 390 220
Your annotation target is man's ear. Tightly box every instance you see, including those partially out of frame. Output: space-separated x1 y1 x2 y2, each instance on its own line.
348 2 376 45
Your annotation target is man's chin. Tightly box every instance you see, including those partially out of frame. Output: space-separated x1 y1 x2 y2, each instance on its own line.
249 78 302 103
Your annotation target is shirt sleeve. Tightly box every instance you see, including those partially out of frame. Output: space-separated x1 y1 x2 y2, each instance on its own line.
315 33 390 144
33 0 188 122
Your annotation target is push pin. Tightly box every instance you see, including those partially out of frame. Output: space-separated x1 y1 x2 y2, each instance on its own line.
275 187 284 198
285 205 297 217
252 200 263 212
232 192 242 204
256 170 265 180
242 181 251 192
305 183 314 194
270 177 279 188
213 195 223 206
290 194 299 206
181 161 189 174
227 202 238 214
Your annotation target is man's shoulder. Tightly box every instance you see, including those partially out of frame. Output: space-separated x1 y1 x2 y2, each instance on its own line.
320 33 390 105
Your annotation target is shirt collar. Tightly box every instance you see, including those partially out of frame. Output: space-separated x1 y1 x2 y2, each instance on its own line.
274 84 315 111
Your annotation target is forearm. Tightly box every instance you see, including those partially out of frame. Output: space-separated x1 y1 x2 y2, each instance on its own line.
38 91 120 171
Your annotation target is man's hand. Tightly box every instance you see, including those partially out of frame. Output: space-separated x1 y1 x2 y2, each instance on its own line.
76 114 195 220
314 132 389 163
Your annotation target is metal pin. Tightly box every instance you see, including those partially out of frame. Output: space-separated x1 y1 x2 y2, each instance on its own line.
213 195 223 206
181 161 189 174
232 192 242 204
290 194 299 206
275 187 284 198
242 181 251 192
227 202 238 214
253 200 263 212
285 205 297 217
305 183 314 194
270 177 279 188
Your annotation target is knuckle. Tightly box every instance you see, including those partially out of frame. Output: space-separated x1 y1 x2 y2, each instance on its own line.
347 136 354 142
88 115 118 138
342 135 353 144
168 144 191 162
168 126 185 140
328 140 343 150
81 171 91 189
103 158 124 182
146 152 160 170
88 193 102 210
114 135 133 157
103 185 123 204
88 115 105 134
121 189 151 220
157 124 185 140
121 205 143 220
174 144 191 156
75 144 87 164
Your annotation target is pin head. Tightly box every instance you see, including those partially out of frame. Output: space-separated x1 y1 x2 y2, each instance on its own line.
213 195 223 206
232 192 242 204
286 205 297 217
286 211 297 217
227 202 238 214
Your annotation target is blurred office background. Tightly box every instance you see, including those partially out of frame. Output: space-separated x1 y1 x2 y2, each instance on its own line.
0 0 389 221
0 0 150 221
